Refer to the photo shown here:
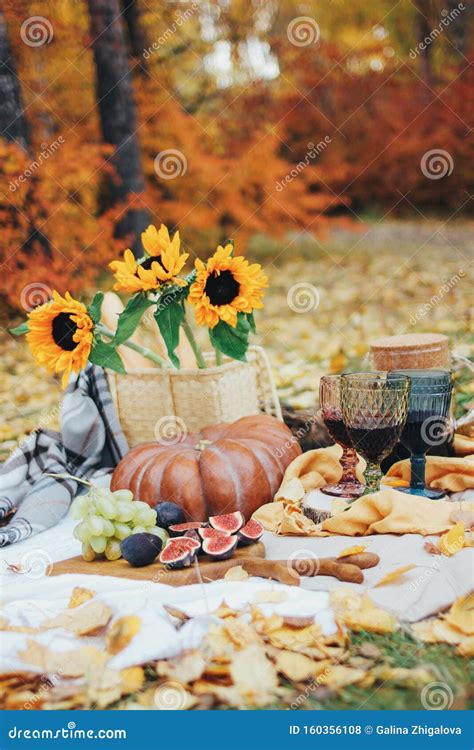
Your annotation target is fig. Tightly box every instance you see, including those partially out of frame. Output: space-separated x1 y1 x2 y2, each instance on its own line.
208 511 245 534
155 502 185 529
198 526 230 540
120 532 163 567
159 536 199 569
202 534 238 560
237 519 264 546
168 521 205 537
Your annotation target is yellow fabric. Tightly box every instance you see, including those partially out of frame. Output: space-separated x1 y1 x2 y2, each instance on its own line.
320 490 473 536
257 437 474 538
254 501 321 536
454 431 474 458
387 455 474 492
275 444 366 499
254 491 474 538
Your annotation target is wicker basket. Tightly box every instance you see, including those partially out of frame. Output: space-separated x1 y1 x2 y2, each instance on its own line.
106 345 282 447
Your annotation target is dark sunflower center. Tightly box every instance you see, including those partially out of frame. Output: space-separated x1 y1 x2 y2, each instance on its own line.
205 270 240 306
51 313 78 351
138 255 165 273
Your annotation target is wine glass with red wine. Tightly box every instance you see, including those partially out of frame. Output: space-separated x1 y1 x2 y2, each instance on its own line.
391 369 453 499
341 372 410 494
319 375 364 499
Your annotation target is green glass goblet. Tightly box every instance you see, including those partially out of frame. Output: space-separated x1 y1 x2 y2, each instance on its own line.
341 372 410 494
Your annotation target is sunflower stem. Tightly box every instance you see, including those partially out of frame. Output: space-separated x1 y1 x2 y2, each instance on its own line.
96 324 169 368
214 347 223 366
181 312 206 369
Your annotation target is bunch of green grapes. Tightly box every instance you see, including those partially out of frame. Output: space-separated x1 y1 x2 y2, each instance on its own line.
71 487 165 561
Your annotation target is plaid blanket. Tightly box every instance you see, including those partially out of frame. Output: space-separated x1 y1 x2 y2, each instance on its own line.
0 365 129 546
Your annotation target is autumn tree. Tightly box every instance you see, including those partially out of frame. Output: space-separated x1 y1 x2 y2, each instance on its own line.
87 0 149 248
0 11 28 150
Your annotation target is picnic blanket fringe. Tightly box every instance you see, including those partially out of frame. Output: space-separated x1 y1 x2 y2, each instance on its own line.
0 365 128 546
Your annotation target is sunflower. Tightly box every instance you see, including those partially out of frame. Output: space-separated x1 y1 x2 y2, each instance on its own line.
26 291 94 387
109 224 188 293
188 243 268 329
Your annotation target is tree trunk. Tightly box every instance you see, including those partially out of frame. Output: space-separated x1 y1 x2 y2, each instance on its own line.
0 12 29 151
87 0 149 250
442 0 471 56
121 0 147 61
414 0 434 92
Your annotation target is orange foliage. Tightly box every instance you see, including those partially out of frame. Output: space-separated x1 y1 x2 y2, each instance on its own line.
1 1 472 313
0 137 118 311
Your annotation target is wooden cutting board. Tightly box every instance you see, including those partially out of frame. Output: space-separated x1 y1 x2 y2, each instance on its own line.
50 542 266 586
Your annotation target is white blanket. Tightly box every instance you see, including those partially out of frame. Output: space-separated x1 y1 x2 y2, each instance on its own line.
1 494 471 674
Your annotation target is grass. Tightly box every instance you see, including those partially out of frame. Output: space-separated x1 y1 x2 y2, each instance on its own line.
120 630 472 711
302 631 472 711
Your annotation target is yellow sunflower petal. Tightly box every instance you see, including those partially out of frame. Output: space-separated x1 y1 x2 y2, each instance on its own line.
141 225 162 256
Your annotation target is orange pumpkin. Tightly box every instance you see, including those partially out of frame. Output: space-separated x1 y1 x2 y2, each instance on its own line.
111 415 301 521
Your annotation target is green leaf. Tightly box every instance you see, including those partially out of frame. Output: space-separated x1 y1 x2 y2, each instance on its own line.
209 313 250 362
89 339 126 374
88 292 104 325
247 312 257 334
10 322 29 336
113 295 154 347
154 298 184 368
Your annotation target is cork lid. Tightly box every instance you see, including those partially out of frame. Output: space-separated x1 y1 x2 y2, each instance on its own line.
370 333 448 352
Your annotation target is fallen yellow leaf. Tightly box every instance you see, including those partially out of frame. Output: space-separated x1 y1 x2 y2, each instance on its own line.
214 600 239 619
230 644 280 706
267 623 323 652
332 590 397 634
68 587 95 609
157 651 206 684
121 667 145 693
444 593 474 636
438 522 466 556
223 619 261 648
274 650 317 682
456 636 474 657
42 600 112 636
318 665 366 689
374 564 416 588
412 618 465 645
337 545 367 559
106 615 141 655
224 565 249 581
18 639 108 677
383 477 409 488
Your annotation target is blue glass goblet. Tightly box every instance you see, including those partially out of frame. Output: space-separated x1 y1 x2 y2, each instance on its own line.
391 369 453 499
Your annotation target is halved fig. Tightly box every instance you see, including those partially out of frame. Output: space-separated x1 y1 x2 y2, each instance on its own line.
202 534 238 560
159 536 199 569
198 526 230 540
168 521 205 537
208 511 245 534
237 518 264 546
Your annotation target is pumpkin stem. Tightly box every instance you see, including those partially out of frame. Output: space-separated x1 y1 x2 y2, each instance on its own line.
194 439 213 451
